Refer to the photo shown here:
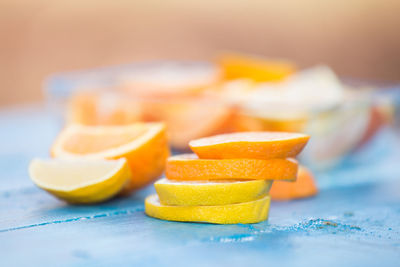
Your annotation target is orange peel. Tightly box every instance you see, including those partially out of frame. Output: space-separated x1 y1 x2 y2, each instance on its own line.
189 131 310 160
166 154 298 181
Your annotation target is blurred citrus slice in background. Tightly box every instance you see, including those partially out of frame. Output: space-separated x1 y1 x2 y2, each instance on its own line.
270 165 318 201
189 131 310 160
51 123 169 192
233 113 307 133
166 154 298 181
141 97 234 150
118 61 222 97
145 194 270 224
217 52 296 82
29 158 131 204
67 91 143 126
155 178 272 206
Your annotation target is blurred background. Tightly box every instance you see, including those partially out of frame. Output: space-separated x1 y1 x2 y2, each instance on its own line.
1 0 400 107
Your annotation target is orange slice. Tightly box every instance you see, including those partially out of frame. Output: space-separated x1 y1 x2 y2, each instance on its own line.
166 154 298 181
51 123 170 192
270 166 318 200
189 132 310 160
218 53 296 82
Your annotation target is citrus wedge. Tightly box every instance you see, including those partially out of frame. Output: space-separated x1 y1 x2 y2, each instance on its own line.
189 132 310 160
166 154 298 181
270 166 318 201
155 178 272 206
29 158 131 204
51 123 169 192
145 194 270 224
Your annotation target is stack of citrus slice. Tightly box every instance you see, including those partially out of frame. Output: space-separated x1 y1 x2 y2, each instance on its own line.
145 131 310 224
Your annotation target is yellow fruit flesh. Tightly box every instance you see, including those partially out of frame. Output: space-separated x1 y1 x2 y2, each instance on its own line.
29 158 131 204
145 194 270 224
155 178 272 206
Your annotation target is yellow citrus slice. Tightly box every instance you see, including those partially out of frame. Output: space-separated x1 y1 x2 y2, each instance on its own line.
155 178 272 206
145 194 270 224
51 123 169 192
166 154 298 181
29 158 131 204
189 131 310 160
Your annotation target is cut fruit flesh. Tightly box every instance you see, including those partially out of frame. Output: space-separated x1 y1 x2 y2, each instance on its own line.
166 154 298 181
51 123 169 192
155 178 272 206
29 158 131 204
270 166 318 200
189 131 310 160
145 194 270 224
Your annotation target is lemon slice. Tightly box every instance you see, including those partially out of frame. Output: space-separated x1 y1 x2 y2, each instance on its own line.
29 158 131 204
155 178 272 206
145 194 270 224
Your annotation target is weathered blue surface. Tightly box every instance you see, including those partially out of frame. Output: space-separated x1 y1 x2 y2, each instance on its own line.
0 106 399 267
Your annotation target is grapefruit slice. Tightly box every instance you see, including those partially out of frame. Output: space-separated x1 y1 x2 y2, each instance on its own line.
29 158 131 204
166 154 298 181
189 132 310 160
145 194 270 224
270 166 318 201
51 123 169 192
155 178 272 206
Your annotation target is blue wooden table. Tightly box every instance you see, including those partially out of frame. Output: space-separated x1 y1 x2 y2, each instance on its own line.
1 106 399 267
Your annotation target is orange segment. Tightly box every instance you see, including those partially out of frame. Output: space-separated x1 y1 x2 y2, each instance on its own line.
270 166 318 200
51 123 170 192
218 53 296 82
189 132 310 160
166 154 298 181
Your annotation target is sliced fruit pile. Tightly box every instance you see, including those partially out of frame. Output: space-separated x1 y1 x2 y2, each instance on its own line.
145 131 311 224
29 122 170 204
